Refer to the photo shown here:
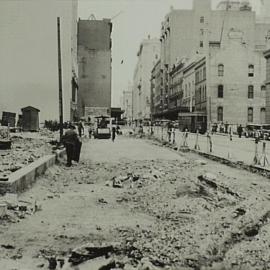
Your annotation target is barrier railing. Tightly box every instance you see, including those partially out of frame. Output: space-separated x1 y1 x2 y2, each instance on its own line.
142 126 270 168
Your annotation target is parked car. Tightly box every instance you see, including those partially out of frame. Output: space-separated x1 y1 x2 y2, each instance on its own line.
244 124 262 138
261 124 270 140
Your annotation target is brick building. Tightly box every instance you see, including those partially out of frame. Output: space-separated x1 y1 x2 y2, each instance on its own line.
77 18 112 120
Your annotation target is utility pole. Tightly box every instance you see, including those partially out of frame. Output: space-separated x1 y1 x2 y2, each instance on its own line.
57 17 64 141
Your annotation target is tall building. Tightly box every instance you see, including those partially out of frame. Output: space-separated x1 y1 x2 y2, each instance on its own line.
0 0 78 122
151 60 162 119
133 36 160 124
122 83 133 124
153 0 270 129
264 49 270 123
77 18 112 121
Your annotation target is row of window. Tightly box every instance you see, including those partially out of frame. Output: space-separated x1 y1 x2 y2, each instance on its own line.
196 85 207 104
195 67 206 83
217 107 265 122
217 85 265 98
217 64 254 77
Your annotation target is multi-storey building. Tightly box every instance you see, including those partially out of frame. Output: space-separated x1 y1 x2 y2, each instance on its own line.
0 0 78 121
153 0 270 130
77 18 112 120
151 60 162 119
264 49 270 123
122 84 133 124
133 36 160 124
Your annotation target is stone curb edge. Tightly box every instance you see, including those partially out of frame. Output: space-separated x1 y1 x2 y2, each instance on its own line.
0 149 66 194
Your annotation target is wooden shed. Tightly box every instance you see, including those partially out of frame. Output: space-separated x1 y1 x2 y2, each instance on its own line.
21 106 40 132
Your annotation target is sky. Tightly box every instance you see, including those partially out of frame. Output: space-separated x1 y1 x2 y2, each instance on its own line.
78 0 261 107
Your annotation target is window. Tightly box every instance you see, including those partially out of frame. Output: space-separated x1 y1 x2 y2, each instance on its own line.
200 16 204 23
200 41 204 48
203 67 206 80
261 85 266 91
217 107 223 122
248 64 254 77
218 64 224 77
248 85 254 99
261 108 266 124
218 85 224 98
200 29 204 35
248 107 253 122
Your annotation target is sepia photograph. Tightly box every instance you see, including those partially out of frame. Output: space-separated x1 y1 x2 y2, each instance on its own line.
0 0 270 269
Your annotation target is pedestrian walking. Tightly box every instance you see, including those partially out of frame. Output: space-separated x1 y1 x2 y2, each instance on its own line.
62 125 80 167
167 122 172 143
237 124 243 138
78 121 84 137
255 129 260 144
225 121 229 134
88 124 93 139
182 128 189 147
229 126 233 141
112 126 116 142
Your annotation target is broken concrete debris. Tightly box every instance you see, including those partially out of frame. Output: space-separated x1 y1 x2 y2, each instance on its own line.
0 135 54 180
68 242 116 265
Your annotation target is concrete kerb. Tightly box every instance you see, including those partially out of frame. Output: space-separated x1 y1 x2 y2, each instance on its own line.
0 149 65 194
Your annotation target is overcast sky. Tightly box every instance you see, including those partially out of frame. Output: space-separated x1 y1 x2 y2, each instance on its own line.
78 0 261 107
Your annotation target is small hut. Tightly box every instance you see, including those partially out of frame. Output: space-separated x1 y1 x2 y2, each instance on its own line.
21 106 40 132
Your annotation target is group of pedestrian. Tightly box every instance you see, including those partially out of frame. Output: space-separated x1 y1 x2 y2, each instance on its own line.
211 122 232 134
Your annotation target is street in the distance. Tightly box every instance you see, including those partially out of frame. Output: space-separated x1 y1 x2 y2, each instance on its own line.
1 0 270 270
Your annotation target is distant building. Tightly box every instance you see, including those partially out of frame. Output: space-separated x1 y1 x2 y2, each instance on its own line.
150 60 162 119
1 112 16 127
153 0 270 130
0 0 78 121
133 36 160 124
122 85 133 124
21 106 40 132
77 18 112 121
264 49 270 123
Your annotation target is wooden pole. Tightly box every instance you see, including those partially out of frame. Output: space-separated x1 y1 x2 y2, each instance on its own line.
57 17 64 141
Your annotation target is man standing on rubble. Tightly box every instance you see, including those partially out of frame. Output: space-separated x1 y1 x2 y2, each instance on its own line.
62 124 80 167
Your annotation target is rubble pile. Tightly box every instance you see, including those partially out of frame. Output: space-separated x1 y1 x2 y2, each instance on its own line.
0 193 41 225
1 153 270 269
39 159 270 270
98 159 270 270
0 136 52 179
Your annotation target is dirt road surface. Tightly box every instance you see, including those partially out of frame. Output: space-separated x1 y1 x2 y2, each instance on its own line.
0 137 270 270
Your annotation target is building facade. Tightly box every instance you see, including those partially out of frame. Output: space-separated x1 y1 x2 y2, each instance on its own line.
122 86 133 124
207 39 266 128
151 60 162 119
153 0 270 131
264 49 270 123
0 0 78 122
77 18 112 120
133 37 160 123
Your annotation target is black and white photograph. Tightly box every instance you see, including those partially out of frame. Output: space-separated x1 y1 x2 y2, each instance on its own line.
0 0 270 269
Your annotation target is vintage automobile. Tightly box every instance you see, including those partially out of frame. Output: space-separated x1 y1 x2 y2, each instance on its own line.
93 116 111 139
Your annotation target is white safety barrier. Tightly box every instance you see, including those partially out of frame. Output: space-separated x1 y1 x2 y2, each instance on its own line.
143 126 270 168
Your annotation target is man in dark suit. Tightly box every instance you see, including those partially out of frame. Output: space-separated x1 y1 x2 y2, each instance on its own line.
62 125 80 167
